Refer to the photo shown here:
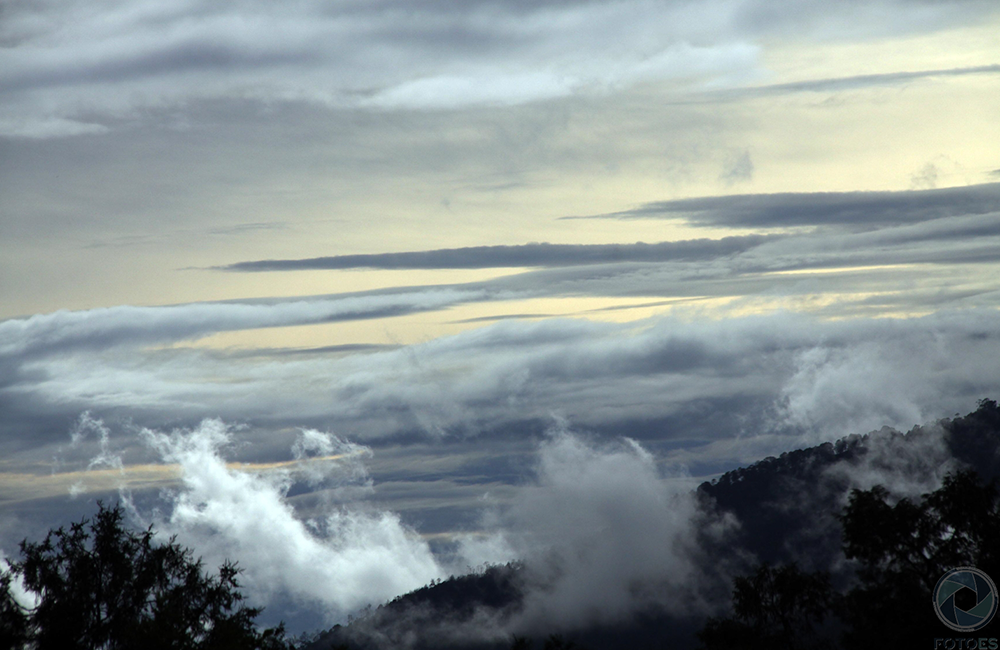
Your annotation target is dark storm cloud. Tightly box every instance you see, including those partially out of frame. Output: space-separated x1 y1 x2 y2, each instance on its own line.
219 235 778 272
566 182 1000 229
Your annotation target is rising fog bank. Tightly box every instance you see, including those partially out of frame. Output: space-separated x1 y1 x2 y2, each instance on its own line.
65 417 725 633
313 402 1000 649
51 400 997 644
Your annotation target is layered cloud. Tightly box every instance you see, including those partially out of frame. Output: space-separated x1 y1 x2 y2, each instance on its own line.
5 303 1000 464
568 182 1000 228
0 288 484 359
208 184 1000 325
5 238 1000 633
218 184 1000 283
3 182 1000 466
2 0 997 137
219 236 778 272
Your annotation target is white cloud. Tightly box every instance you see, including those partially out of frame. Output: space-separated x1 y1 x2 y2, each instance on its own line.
463 429 727 630
61 418 732 632
364 42 760 110
774 315 999 441
138 419 444 619
0 550 40 611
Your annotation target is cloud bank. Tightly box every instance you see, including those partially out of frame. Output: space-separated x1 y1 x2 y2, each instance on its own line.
134 419 731 637
220 236 777 272
2 0 996 137
569 182 1000 228
209 184 1000 316
0 288 483 359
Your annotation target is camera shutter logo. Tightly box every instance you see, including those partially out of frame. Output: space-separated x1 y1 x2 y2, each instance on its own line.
934 567 998 632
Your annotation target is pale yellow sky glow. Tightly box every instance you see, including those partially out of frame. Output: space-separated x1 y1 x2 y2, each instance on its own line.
0 454 356 505
3 23 999 321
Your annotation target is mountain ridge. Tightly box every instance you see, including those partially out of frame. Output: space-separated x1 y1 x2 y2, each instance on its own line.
303 399 1000 650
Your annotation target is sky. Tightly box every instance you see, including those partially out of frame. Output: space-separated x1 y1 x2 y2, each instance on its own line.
2 0 1000 636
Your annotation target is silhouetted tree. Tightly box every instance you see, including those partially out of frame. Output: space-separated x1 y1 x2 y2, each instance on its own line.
542 634 578 650
701 468 1000 649
510 635 531 649
697 563 834 650
0 570 29 649
1 502 291 650
839 469 1000 648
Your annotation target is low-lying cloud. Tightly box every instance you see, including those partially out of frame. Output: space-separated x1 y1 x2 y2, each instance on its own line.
136 419 444 621
31 417 737 635
466 429 724 631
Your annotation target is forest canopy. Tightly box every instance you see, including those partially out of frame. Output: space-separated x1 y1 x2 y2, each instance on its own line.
0 502 291 650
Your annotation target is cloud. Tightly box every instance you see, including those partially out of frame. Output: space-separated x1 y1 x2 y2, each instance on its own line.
0 288 484 358
2 0 996 136
777 342 936 442
0 0 751 135
718 63 1000 99
470 429 724 630
4 308 1000 633
136 419 444 620
361 42 761 110
822 423 958 502
719 150 753 185
772 313 1000 442
910 162 940 190
219 236 778 272
568 182 1000 229
4 184 1000 453
42 418 735 634
0 550 39 611
214 193 1000 310
6 303 1000 461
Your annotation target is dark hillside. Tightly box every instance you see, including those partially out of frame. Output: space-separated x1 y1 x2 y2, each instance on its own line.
946 398 1000 477
305 564 523 650
304 399 1000 650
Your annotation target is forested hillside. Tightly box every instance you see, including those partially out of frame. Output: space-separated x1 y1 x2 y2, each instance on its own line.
305 400 1000 650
